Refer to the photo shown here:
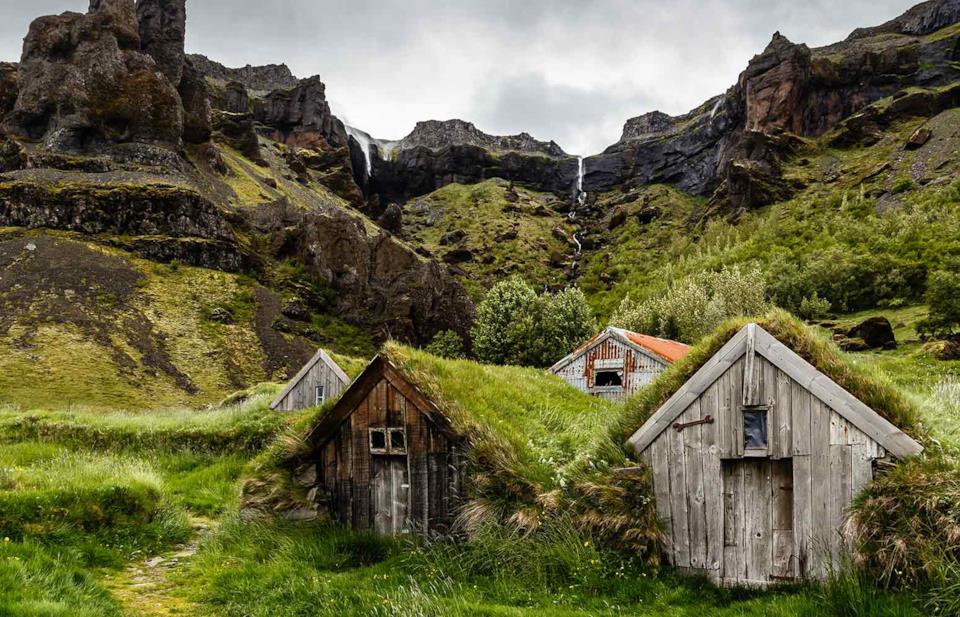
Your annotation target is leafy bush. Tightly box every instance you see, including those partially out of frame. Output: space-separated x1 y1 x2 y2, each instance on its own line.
918 270 960 340
425 330 466 359
611 265 768 343
798 292 832 320
472 277 594 367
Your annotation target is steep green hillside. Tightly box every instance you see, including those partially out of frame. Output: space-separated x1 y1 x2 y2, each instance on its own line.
401 179 574 299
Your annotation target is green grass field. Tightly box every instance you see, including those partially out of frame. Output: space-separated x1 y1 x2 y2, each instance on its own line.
2 313 958 616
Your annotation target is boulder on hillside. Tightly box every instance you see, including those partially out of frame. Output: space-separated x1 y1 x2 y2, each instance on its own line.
905 126 933 150
847 316 897 349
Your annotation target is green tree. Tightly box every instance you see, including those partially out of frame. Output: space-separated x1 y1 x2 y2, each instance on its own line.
471 276 537 366
918 270 960 339
424 330 466 359
472 277 595 367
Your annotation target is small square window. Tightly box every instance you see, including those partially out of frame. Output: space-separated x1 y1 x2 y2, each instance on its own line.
369 428 387 452
743 407 768 450
315 385 326 405
390 429 406 451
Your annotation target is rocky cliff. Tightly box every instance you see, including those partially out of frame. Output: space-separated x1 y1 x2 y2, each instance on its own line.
0 0 475 406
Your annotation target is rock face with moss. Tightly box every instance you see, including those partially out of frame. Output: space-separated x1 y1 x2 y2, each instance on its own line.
365 120 580 206
585 2 960 216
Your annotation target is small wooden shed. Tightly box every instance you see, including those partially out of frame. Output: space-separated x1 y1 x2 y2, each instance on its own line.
270 349 351 411
303 355 467 536
628 323 922 586
550 326 689 400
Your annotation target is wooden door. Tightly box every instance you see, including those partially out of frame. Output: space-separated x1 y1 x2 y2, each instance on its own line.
721 459 795 585
372 456 410 535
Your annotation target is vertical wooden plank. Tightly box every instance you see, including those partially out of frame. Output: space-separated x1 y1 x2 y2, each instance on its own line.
791 381 812 456
776 368 793 459
810 400 831 579
701 381 723 576
649 437 674 561
772 460 795 579
684 400 707 571
733 357 745 457
667 407 691 568
722 462 738 582
762 357 779 458
793 455 812 579
742 323 758 406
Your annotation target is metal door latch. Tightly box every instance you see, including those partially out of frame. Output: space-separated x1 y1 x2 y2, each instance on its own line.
673 415 714 432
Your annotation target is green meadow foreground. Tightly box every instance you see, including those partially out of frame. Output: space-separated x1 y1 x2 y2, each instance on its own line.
2 312 960 617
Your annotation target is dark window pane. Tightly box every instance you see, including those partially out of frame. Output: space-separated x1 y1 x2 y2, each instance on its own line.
370 429 386 450
390 429 406 450
743 409 768 449
595 371 623 387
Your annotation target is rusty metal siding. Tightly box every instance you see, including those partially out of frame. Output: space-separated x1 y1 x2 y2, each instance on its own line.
554 336 669 400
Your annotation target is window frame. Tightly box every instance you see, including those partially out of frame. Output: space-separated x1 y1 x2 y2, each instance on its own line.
593 369 625 388
369 426 407 455
742 405 769 454
315 384 326 406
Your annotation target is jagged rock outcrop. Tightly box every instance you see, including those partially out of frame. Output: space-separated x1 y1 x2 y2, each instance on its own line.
587 1 960 204
849 0 960 38
398 119 567 157
187 54 300 92
4 0 184 151
223 81 250 114
364 120 578 205
135 0 186 85
254 76 349 149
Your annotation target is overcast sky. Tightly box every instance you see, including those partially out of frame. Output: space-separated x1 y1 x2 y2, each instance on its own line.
0 0 914 154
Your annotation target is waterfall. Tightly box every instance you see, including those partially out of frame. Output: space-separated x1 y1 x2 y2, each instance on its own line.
345 125 373 176
572 231 583 256
576 156 586 206
710 98 723 120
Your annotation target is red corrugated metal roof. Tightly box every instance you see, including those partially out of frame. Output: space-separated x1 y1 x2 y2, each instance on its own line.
565 327 690 366
615 328 691 363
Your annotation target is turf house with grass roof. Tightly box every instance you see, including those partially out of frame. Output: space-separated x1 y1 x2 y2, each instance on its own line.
550 326 690 400
270 348 351 411
290 343 619 537
627 319 923 587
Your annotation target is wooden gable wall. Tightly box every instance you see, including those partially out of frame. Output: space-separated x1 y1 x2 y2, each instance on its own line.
313 367 466 535
639 352 885 585
273 353 349 411
553 335 670 400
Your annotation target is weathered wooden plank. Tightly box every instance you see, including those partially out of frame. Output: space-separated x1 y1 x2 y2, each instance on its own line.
649 436 674 560
793 455 813 579
684 401 707 570
810 400 832 579
701 381 723 574
776 368 793 459
733 356 745 458
791 380 812 456
772 460 794 579
750 461 773 582
761 357 779 458
742 324 758 407
667 410 691 568
721 462 739 581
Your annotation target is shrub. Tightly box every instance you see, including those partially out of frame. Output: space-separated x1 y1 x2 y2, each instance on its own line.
472 277 594 367
424 330 466 359
611 265 768 343
918 270 960 340
798 292 832 321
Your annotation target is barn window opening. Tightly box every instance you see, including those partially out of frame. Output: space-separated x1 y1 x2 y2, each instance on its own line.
743 406 768 450
389 429 406 452
595 371 624 387
370 428 387 453
370 427 407 454
315 385 326 405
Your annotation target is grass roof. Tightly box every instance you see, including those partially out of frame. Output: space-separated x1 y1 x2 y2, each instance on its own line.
618 309 925 446
381 342 623 491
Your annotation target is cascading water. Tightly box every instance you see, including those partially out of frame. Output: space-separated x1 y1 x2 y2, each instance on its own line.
344 125 374 176
569 156 587 221
709 97 723 120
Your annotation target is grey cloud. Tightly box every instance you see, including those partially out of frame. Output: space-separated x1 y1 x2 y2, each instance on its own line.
0 0 917 154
